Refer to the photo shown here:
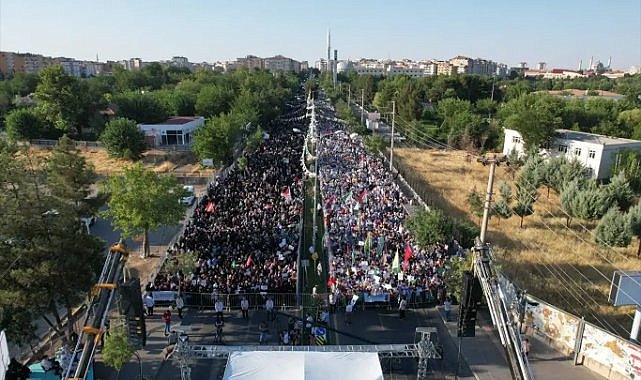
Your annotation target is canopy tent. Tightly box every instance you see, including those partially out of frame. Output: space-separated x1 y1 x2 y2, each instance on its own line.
222 351 384 380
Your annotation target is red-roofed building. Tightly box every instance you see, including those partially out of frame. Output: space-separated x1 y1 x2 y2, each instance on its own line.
138 116 205 147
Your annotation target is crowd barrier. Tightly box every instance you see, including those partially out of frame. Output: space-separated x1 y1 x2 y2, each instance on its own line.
149 290 438 311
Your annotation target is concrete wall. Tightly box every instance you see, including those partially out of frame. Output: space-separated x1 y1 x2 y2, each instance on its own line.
524 295 641 379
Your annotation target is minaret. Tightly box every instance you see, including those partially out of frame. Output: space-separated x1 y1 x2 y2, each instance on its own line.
327 28 331 73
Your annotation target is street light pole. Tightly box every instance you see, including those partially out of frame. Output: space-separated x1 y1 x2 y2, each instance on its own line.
390 100 395 171
360 89 365 125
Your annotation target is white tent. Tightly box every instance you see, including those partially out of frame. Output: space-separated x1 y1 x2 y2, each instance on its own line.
222 351 384 380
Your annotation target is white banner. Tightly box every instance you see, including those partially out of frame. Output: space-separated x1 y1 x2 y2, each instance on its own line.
152 291 176 302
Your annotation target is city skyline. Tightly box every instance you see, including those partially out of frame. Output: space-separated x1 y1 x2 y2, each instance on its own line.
0 0 640 70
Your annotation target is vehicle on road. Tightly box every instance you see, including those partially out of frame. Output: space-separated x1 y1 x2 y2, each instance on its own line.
180 185 196 206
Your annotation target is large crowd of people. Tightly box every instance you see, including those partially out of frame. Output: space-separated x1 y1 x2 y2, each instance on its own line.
150 95 455 306
152 115 306 295
316 103 452 304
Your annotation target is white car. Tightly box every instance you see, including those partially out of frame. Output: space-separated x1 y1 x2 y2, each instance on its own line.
180 185 196 206
80 216 96 233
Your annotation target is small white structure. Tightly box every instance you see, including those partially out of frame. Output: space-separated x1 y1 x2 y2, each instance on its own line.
222 351 383 380
503 128 641 180
138 116 205 147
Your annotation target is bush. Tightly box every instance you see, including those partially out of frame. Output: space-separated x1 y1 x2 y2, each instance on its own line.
100 117 146 160
594 207 632 247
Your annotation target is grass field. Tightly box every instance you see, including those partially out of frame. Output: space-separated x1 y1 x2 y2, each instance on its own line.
394 147 639 337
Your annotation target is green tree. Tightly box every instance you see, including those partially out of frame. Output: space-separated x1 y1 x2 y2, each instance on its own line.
493 182 513 224
0 140 103 340
192 112 243 164
46 135 97 217
364 135 385 153
102 324 135 371
499 93 562 149
512 168 538 228
406 209 453 247
100 164 187 257
467 189 484 220
605 172 635 211
100 118 147 160
628 202 641 258
112 91 169 124
617 109 641 140
195 85 234 118
4 107 49 140
612 150 641 194
594 207 632 247
34 65 81 134
560 180 581 227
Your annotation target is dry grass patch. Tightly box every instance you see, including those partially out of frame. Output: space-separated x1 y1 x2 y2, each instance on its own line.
395 147 638 336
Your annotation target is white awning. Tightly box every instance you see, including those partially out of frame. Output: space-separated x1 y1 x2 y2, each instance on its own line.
222 351 384 380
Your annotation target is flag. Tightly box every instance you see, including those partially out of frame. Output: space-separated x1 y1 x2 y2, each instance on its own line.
327 276 335 287
205 201 215 213
391 248 400 274
341 191 353 204
364 232 373 254
356 189 368 203
281 186 292 202
246 256 253 267
231 260 237 269
404 243 413 263
376 236 385 258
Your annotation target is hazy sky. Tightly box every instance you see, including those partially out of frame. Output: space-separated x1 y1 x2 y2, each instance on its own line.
1 0 640 69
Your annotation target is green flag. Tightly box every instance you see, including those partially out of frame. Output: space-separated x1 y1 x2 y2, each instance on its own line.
341 191 353 204
391 248 400 274
376 236 385 258
364 232 372 254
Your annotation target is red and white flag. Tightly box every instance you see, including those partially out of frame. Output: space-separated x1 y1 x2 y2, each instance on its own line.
246 256 253 267
205 202 215 213
356 189 368 203
281 186 293 202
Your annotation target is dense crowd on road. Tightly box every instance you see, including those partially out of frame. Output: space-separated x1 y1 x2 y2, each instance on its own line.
152 117 306 295
317 104 453 304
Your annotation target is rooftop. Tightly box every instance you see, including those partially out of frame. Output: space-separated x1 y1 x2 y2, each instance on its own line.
154 116 202 125
555 129 641 146
543 89 625 99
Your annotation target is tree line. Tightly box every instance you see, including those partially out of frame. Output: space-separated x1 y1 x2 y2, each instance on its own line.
0 64 303 165
322 71 641 153
466 154 641 256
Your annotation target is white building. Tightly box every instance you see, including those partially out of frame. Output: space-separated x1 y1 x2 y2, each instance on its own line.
503 128 641 180
138 116 205 147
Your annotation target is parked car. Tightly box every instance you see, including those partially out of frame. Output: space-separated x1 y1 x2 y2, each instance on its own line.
80 216 96 233
180 186 196 206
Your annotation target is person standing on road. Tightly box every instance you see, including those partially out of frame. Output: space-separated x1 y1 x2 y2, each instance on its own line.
214 298 224 321
443 297 452 321
175 294 185 319
265 297 275 321
399 297 407 319
144 293 154 316
522 338 531 357
328 293 336 314
240 297 249 319
162 309 172 336
345 302 353 325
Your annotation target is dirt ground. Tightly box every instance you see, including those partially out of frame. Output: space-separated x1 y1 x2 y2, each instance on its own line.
29 147 214 177
394 147 639 337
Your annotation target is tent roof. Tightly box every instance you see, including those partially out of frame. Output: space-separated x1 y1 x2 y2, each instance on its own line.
223 351 383 380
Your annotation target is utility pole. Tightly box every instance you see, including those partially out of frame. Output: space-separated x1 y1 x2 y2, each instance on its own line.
360 89 365 125
390 100 395 171
477 155 505 243
348 85 351 106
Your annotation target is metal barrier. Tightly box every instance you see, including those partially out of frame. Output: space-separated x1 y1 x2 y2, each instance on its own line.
152 291 437 311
